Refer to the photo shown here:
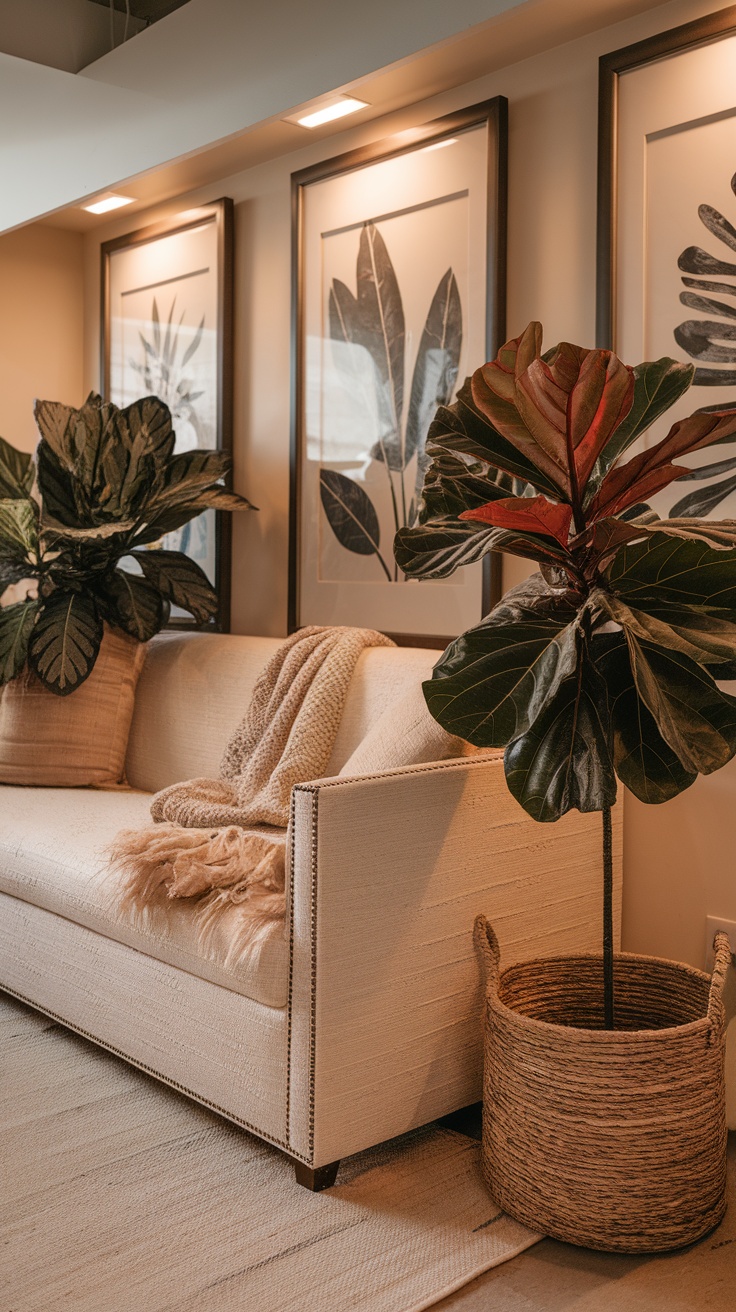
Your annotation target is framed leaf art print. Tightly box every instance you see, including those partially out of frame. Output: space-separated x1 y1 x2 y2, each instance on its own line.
289 98 507 642
102 198 234 630
597 6 736 523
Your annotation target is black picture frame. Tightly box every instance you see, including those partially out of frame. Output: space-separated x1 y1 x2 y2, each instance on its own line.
289 97 508 645
101 197 234 631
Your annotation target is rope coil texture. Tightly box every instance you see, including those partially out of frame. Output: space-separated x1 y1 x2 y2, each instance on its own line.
473 915 731 1253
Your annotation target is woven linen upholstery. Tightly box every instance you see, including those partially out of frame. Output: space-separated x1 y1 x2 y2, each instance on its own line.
0 893 288 1147
0 632 624 1174
0 627 145 787
0 787 288 1007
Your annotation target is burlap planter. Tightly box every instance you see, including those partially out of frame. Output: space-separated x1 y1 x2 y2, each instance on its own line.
474 915 731 1253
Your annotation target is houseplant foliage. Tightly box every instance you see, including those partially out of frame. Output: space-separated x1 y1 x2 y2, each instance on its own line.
0 392 254 695
395 321 736 1024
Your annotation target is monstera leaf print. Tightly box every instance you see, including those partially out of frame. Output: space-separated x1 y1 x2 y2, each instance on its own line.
322 220 463 580
671 174 736 518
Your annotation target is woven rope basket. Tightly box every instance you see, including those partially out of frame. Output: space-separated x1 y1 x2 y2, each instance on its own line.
474 915 731 1253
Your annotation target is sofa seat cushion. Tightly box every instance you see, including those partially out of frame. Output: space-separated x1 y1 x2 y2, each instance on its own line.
0 788 288 1008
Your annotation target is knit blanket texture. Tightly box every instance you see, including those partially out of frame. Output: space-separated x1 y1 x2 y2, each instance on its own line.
111 625 394 955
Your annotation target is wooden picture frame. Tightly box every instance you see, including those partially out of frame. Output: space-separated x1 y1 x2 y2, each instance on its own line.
101 197 234 630
289 97 508 644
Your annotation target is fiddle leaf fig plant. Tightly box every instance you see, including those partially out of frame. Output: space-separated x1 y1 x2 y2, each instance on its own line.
0 392 254 696
395 321 736 1026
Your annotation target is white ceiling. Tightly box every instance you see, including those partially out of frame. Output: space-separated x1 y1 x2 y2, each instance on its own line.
2 0 681 233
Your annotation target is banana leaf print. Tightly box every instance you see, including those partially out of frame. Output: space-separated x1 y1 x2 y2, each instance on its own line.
322 220 463 580
671 173 736 518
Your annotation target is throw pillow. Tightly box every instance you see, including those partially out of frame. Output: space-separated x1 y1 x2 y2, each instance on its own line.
0 626 146 788
338 681 464 777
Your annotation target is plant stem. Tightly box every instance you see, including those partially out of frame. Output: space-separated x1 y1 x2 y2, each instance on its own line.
602 805 614 1030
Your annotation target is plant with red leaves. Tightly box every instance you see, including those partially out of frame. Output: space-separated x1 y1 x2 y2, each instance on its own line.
394 322 736 1025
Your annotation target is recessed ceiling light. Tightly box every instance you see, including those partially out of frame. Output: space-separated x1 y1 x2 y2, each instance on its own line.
287 96 369 130
82 193 135 215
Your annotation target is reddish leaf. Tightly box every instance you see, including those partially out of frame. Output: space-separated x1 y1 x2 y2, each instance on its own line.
593 408 736 520
460 495 573 546
589 459 690 520
567 351 634 485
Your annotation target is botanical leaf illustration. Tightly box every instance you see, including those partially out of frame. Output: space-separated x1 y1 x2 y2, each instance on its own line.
134 549 217 625
404 269 462 497
670 470 736 518
0 600 38 685
329 222 405 465
131 298 206 435
28 591 103 695
319 469 390 580
675 176 736 384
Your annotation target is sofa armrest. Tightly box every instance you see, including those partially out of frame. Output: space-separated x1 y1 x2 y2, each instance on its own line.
287 755 622 1166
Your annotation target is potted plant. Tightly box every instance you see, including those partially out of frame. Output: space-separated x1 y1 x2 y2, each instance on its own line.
0 391 253 694
395 321 736 1252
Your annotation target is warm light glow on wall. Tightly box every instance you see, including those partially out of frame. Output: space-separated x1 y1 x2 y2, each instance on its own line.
289 97 369 129
82 194 134 215
420 138 458 153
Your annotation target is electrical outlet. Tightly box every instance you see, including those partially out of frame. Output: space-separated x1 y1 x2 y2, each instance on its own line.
705 916 736 971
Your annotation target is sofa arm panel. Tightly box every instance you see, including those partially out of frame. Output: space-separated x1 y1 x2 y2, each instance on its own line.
287 756 622 1166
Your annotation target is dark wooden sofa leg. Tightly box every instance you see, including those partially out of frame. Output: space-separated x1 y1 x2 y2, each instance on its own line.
293 1159 341 1191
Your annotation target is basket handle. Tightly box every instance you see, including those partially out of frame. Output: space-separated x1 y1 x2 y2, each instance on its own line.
708 931 733 1022
474 914 501 997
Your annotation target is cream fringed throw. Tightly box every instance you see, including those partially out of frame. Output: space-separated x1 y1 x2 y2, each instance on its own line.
111 626 394 954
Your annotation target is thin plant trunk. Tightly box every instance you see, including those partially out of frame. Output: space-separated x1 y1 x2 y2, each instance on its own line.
603 805 614 1030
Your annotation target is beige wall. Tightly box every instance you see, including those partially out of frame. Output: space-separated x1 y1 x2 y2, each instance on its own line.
73 0 736 1059
0 225 84 452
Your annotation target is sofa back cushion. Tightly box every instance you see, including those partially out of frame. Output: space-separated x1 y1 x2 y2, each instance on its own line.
126 633 444 793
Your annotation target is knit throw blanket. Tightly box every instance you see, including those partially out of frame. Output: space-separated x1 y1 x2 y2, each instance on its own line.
111 625 394 954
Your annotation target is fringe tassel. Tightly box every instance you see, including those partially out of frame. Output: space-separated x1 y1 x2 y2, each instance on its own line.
109 823 286 958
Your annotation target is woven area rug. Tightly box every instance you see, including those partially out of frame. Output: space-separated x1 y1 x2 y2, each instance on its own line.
1 994 540 1312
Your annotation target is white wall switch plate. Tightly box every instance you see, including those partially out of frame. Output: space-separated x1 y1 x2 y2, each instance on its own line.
705 916 736 971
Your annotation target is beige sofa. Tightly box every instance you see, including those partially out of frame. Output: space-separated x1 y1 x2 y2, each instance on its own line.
0 631 622 1189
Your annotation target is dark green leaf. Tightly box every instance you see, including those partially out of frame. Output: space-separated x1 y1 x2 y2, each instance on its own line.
394 521 499 579
28 591 102 695
99 569 164 642
672 454 736 481
0 499 38 559
595 636 697 804
319 469 381 556
597 590 736 677
133 549 217 625
36 443 80 525
0 600 38 685
423 576 579 746
418 451 514 522
149 449 231 510
625 636 736 775
503 646 617 822
427 385 565 500
118 395 175 464
609 531 736 613
0 438 34 499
